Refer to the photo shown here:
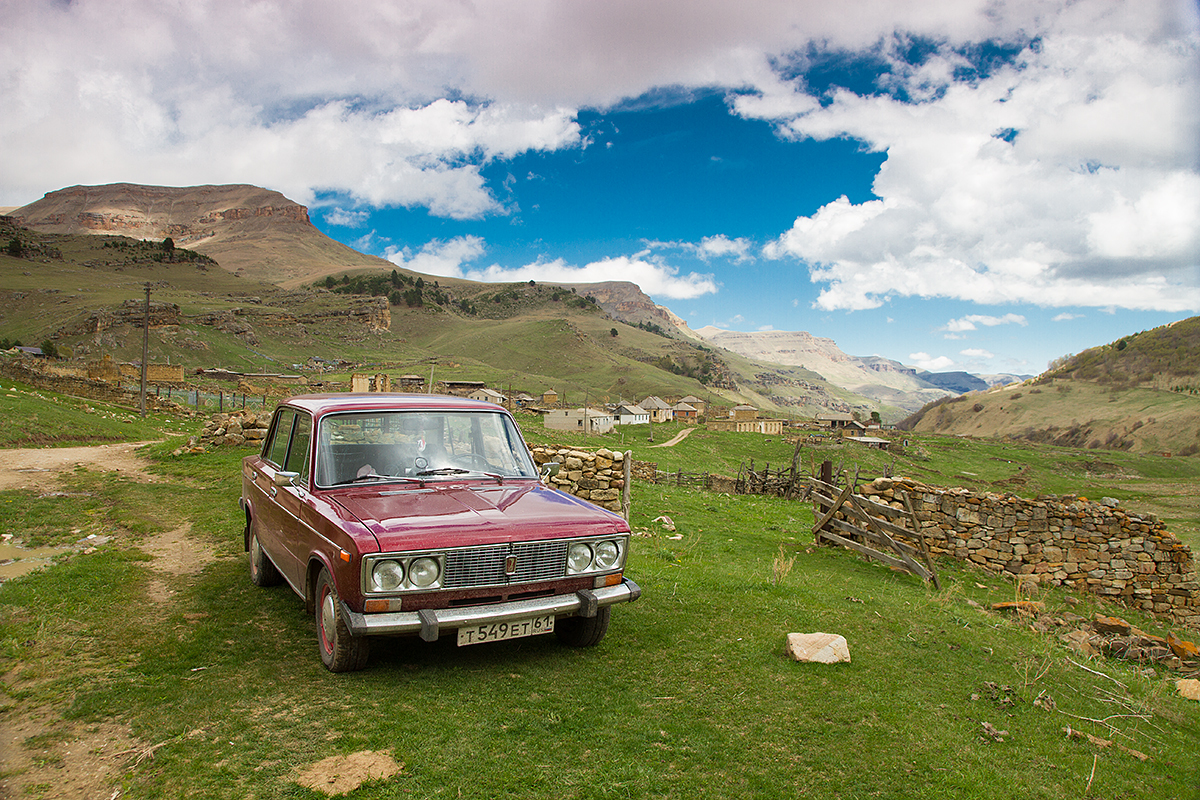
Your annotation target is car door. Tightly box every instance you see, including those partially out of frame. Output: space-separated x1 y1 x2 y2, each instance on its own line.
252 407 312 594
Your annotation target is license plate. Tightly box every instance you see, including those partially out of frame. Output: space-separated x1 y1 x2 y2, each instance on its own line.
457 615 555 646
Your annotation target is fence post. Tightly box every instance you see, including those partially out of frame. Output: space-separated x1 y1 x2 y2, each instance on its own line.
621 450 632 520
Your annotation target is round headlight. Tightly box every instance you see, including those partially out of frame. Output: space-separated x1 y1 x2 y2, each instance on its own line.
568 543 594 573
408 557 440 588
371 560 404 591
595 540 620 569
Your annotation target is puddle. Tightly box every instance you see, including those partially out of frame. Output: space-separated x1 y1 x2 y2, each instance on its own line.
0 542 73 581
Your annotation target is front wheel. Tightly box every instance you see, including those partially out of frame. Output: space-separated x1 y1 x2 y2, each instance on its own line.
555 606 611 647
315 568 370 672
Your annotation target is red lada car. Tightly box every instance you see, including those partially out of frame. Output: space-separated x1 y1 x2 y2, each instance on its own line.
240 393 640 671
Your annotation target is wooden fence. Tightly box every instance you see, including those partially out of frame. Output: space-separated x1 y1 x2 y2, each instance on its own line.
808 476 940 588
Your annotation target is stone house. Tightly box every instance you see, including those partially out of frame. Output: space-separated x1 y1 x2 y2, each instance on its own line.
707 404 784 435
542 389 559 407
544 407 615 434
817 411 855 429
679 395 706 416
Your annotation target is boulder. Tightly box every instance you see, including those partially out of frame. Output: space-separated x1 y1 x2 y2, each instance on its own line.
1177 679 1200 702
785 632 851 664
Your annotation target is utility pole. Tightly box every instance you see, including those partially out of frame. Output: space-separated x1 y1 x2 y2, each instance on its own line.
139 283 150 417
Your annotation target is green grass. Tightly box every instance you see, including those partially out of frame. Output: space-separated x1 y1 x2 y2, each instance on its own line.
2 388 1199 798
2 456 1198 799
0 378 191 447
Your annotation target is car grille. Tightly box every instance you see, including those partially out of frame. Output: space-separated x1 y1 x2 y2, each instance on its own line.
444 540 568 588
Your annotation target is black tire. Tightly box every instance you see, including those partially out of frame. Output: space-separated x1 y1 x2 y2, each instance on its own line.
248 519 282 587
315 568 370 672
555 606 611 647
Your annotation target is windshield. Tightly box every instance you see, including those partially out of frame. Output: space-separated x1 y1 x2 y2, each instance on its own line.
315 409 538 487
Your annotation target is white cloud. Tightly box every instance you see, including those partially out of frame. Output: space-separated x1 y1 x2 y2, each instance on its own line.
755 4 1200 314
325 208 371 228
960 348 994 359
909 352 955 371
1053 312 1082 321
387 238 718 299
943 313 1028 333
647 235 754 263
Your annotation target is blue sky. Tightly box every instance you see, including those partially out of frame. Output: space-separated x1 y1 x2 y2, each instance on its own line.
2 1 1198 376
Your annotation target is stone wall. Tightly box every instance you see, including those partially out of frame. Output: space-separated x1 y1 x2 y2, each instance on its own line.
529 446 630 515
858 477 1199 630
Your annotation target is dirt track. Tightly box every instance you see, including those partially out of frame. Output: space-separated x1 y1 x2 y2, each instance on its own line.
0 441 159 492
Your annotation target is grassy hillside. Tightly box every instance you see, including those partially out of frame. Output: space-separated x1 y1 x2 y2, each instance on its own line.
900 316 1200 456
901 379 1200 456
1049 316 1200 390
0 220 876 418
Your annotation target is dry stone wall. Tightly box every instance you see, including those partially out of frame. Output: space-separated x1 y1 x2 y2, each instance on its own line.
529 446 630 514
858 477 1199 630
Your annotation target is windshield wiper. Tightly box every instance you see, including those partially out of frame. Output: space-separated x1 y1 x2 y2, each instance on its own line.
332 473 425 486
415 467 471 477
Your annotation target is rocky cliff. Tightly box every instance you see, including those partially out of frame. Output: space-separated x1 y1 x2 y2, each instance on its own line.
14 183 392 287
694 326 952 413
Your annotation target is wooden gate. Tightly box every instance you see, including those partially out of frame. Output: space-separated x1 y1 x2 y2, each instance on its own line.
808 477 940 589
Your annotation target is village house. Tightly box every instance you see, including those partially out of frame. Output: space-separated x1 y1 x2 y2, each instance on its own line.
467 387 506 405
672 401 698 424
707 403 785 435
439 380 487 396
640 395 673 423
679 395 706 417
514 392 537 407
544 407 615 434
542 388 559 407
816 411 855 429
614 403 649 425
396 374 426 391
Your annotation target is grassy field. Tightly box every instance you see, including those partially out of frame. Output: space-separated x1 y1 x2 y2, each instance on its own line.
1 392 1199 798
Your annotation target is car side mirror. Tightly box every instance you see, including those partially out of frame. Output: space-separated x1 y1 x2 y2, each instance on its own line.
273 470 299 487
540 462 561 481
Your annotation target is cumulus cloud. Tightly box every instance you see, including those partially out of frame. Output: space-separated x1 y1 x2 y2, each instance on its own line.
754 3 1200 314
387 237 718 299
1053 312 1082 321
909 352 955 371
960 348 994 359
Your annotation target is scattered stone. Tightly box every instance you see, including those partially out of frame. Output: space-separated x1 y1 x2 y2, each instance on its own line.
1061 629 1101 657
1178 679 1200 702
785 632 851 664
652 515 676 531
1092 614 1132 636
1100 497 1120 508
1167 633 1200 660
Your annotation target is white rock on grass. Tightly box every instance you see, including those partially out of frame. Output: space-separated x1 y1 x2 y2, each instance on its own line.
786 632 851 664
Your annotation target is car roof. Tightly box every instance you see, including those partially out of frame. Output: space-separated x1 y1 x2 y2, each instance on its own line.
279 393 508 417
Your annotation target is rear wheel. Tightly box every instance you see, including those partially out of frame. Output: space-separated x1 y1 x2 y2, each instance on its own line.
555 606 611 647
248 519 282 587
316 568 369 672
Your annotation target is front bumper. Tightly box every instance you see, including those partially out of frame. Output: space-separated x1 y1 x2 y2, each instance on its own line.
341 577 641 642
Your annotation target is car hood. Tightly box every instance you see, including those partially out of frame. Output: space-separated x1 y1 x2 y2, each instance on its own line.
330 481 627 552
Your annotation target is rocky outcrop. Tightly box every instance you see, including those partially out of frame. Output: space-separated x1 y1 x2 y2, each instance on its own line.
12 183 392 286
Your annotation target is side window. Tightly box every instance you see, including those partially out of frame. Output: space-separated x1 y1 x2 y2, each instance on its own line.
265 409 295 468
284 413 312 482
